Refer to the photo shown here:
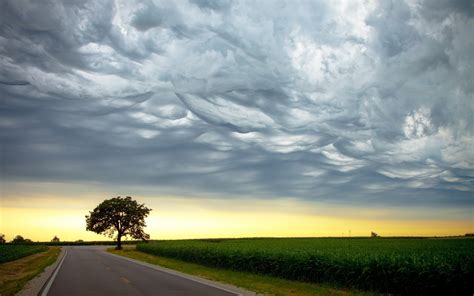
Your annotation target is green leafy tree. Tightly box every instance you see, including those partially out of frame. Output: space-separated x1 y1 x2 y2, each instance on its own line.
86 196 151 249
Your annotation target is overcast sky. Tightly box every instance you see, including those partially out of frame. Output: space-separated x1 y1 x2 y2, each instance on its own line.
1 0 473 209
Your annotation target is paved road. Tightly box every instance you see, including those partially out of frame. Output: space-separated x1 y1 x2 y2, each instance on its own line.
46 246 240 296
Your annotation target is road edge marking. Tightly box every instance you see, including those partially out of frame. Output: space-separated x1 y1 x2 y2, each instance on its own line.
105 251 246 296
38 249 67 296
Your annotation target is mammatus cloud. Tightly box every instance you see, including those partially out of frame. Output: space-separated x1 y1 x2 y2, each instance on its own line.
0 0 473 207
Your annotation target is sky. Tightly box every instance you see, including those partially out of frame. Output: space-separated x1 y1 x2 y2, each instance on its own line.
0 0 473 241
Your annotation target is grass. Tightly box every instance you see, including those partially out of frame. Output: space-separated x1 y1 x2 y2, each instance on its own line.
0 247 60 296
110 248 374 296
0 244 48 263
137 237 474 295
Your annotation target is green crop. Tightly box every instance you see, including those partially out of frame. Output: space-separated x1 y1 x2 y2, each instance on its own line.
0 244 48 263
138 237 474 295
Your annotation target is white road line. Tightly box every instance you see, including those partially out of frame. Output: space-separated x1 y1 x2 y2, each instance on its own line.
40 249 68 296
105 252 244 296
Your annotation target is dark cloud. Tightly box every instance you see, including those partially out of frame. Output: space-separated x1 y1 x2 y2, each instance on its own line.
0 0 473 208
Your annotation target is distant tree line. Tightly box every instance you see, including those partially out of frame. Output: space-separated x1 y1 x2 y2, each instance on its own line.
0 234 62 244
11 235 33 244
0 234 35 244
0 233 144 246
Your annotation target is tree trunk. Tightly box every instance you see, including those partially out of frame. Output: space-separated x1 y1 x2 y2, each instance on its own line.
116 234 122 250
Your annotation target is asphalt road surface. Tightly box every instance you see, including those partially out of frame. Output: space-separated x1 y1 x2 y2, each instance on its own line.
46 246 240 296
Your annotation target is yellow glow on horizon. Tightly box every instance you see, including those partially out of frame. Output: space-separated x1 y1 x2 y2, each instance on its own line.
1 181 472 241
1 196 473 242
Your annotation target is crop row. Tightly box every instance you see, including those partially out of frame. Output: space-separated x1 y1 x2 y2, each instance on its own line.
0 244 48 263
137 238 474 295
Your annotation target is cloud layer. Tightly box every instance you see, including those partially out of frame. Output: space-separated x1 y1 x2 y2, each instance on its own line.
1 0 473 207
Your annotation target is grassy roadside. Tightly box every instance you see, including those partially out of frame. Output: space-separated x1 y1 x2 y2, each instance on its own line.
0 247 61 296
109 248 374 296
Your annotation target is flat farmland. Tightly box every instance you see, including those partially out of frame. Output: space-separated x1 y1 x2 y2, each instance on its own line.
0 245 48 263
138 237 474 295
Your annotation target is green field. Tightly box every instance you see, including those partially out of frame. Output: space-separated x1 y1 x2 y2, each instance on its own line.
0 244 48 263
138 237 474 295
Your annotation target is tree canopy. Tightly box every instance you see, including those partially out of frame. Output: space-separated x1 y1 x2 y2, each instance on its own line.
85 196 151 249
11 235 32 244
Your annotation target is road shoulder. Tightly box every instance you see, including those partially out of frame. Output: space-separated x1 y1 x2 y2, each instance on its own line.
16 247 65 296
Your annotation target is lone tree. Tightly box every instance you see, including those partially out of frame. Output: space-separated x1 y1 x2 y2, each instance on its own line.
0 234 5 244
86 196 151 250
51 236 60 243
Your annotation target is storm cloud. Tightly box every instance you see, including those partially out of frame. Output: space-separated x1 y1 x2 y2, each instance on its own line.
1 0 473 207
